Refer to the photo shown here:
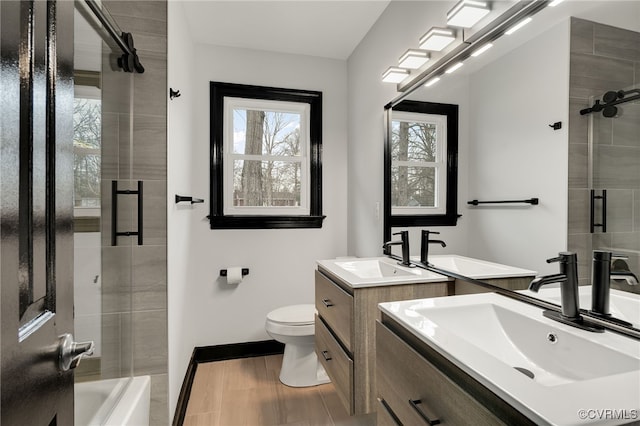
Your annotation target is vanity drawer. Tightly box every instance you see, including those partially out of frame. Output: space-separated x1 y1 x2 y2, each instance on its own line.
315 315 354 415
315 270 353 351
377 321 503 426
377 398 402 426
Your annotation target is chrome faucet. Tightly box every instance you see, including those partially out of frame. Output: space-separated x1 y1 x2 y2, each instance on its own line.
420 230 446 265
383 231 411 267
529 252 602 332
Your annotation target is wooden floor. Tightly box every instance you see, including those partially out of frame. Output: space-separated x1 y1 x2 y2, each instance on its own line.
184 354 375 426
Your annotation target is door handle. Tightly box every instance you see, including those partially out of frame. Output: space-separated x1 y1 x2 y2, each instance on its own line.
321 350 332 361
322 299 334 307
59 333 95 371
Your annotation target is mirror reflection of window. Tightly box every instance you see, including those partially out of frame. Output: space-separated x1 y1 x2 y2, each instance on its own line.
73 81 101 217
391 111 447 215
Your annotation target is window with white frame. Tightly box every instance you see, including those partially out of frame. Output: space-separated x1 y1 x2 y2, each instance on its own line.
391 110 447 215
210 82 324 229
224 98 310 216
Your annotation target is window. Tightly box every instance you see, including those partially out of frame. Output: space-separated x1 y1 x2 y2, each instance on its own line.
210 82 324 229
384 100 459 229
391 110 448 215
73 80 102 219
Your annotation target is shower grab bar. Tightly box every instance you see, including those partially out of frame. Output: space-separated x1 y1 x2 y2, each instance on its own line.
111 180 143 246
467 198 539 206
590 189 607 233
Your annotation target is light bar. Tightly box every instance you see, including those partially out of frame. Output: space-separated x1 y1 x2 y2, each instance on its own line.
445 62 464 74
424 77 441 88
505 17 532 35
419 28 456 52
471 43 493 57
382 67 410 83
399 49 430 69
447 0 491 28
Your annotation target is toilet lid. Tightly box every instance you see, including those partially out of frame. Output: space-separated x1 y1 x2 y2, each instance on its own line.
267 304 316 326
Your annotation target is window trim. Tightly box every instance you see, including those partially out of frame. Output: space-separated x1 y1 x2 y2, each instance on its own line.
209 82 324 229
384 100 459 238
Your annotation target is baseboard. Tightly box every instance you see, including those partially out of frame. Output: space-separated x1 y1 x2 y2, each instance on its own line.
172 339 285 426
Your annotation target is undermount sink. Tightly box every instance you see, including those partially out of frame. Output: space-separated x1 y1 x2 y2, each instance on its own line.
521 286 640 328
333 259 416 279
414 303 637 386
316 257 450 288
414 254 537 279
379 293 640 425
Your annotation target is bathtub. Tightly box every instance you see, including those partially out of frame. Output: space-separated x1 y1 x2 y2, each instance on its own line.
75 376 150 426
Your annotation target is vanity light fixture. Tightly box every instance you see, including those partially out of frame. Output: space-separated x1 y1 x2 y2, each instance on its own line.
471 43 493 57
419 27 456 51
424 77 441 87
398 49 430 69
548 0 565 6
446 0 491 28
505 17 532 35
382 66 410 83
445 62 464 74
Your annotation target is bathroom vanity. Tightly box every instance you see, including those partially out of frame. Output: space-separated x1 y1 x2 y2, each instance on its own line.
376 293 640 425
314 257 452 415
423 255 536 295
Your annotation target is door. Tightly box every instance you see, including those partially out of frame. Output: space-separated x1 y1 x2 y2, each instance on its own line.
1 1 77 425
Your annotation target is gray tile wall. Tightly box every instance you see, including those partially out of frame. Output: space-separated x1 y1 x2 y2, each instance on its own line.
567 17 640 286
100 1 168 424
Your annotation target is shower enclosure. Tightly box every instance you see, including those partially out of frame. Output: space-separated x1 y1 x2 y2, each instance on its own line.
73 2 149 424
586 85 640 294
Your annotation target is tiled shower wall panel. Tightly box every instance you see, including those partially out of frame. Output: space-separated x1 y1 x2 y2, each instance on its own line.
567 17 640 284
102 1 168 425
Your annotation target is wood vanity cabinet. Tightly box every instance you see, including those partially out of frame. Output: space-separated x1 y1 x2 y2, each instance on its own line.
454 276 534 295
314 268 451 416
376 316 536 426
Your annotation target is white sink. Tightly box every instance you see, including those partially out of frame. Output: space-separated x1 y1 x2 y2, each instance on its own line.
380 293 640 425
414 303 637 386
316 257 450 288
413 254 536 279
521 287 640 328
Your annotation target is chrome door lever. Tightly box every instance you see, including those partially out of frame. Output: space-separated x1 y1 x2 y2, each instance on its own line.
59 333 95 371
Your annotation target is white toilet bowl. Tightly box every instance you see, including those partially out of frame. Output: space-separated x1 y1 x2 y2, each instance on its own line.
265 304 330 387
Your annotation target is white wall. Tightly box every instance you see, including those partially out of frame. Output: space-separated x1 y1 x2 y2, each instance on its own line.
167 1 196 418
466 21 570 274
347 1 473 258
167 5 349 416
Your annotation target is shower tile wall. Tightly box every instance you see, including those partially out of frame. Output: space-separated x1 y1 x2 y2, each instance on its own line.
101 1 168 425
568 17 640 285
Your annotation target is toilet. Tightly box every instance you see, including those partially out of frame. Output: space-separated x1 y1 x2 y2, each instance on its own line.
265 304 330 387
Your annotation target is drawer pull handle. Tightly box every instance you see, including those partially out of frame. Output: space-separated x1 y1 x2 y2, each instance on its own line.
409 399 440 426
379 398 404 426
322 299 334 307
321 350 332 361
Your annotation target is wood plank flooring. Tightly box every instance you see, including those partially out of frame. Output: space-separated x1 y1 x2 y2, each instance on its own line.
184 355 375 426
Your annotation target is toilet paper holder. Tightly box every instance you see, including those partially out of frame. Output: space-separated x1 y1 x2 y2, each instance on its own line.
220 268 249 277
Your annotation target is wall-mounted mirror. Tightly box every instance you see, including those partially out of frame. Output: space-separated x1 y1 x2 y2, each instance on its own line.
384 0 640 332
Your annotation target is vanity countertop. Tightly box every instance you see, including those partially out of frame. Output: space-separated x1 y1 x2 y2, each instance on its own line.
379 292 640 426
316 257 451 288
414 254 537 279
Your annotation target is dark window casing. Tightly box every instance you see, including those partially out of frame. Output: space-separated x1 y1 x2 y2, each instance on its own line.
209 82 324 229
384 100 459 238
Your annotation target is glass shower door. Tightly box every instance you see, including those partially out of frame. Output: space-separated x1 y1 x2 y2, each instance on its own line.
589 85 640 294
73 2 136 424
